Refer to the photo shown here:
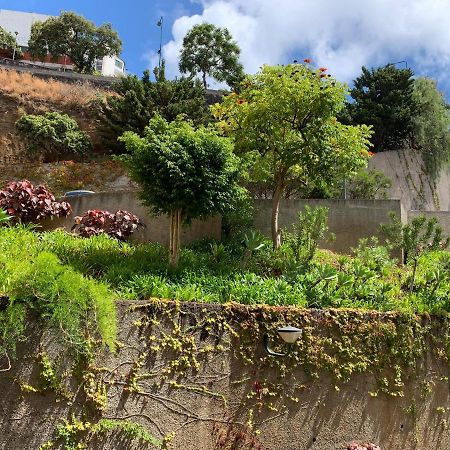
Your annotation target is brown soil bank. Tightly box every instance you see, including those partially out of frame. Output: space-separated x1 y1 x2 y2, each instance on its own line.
1 301 449 450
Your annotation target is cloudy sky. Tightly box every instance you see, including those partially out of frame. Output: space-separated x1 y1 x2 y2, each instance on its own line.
2 0 450 97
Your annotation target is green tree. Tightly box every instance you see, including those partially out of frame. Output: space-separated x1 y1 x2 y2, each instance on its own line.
411 77 450 179
344 64 417 151
0 26 21 58
179 23 244 89
101 64 209 152
119 115 242 266
28 12 122 74
213 63 372 249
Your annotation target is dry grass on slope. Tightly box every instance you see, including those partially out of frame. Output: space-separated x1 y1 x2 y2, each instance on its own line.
0 68 108 108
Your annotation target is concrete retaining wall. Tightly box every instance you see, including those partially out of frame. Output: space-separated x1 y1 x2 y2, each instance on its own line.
44 191 221 245
1 302 449 450
368 149 450 212
409 210 450 236
253 199 404 254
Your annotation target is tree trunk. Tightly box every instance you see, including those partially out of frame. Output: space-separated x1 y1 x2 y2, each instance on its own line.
271 170 286 250
202 71 207 89
169 209 182 266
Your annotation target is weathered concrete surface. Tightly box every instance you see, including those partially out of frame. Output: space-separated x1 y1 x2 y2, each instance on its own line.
1 302 449 450
43 191 222 245
253 199 404 254
369 149 450 212
409 210 450 236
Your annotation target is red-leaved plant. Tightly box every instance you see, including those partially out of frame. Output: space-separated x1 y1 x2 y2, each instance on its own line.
72 209 141 241
0 180 71 223
346 443 381 450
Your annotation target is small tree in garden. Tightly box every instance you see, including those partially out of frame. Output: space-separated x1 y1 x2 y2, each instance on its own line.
179 23 245 89
0 180 71 223
213 62 372 249
120 115 243 265
72 209 141 241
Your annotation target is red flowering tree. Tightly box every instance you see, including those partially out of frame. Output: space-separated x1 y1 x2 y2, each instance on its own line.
213 63 373 249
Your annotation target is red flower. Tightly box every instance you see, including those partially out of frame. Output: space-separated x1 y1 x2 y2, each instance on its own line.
303 58 312 63
319 67 327 72
319 73 327 78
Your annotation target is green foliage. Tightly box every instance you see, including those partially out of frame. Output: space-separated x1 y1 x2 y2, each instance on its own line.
0 226 117 355
343 64 417 151
411 77 450 179
16 112 92 160
28 12 122 74
179 23 244 89
381 213 450 263
120 114 243 264
213 63 372 248
0 208 10 225
0 26 22 58
284 206 332 266
120 114 242 220
345 169 392 199
101 67 209 152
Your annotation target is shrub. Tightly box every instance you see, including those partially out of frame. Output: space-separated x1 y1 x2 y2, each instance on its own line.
346 169 392 199
283 206 332 266
16 112 92 160
0 180 71 223
0 226 116 354
72 209 141 241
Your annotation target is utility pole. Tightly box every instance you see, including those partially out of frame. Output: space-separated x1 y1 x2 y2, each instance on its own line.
156 16 163 69
12 31 18 61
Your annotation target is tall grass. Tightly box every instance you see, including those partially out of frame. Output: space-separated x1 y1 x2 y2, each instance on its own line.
0 68 108 107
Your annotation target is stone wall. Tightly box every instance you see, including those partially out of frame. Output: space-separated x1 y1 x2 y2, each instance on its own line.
368 149 450 212
253 199 404 254
1 301 449 450
45 191 221 245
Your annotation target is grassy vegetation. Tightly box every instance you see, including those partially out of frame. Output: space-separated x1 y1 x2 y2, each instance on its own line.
0 68 106 107
14 227 449 313
0 219 449 359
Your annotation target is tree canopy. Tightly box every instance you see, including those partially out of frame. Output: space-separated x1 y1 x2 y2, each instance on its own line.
179 23 244 90
28 12 122 74
119 115 243 265
101 65 209 152
0 26 21 58
411 77 450 179
343 64 417 151
213 63 372 249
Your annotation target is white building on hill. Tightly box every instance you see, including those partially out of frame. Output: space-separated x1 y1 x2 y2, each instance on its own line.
0 9 125 77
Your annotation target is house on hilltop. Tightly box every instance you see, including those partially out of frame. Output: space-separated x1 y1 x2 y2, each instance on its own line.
0 9 125 77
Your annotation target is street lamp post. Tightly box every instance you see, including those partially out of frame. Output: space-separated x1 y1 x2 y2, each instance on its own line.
12 31 18 61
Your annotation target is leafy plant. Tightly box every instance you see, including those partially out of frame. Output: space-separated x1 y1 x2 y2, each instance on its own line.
0 209 10 225
16 112 92 160
346 169 392 199
120 114 243 266
284 206 332 266
0 180 71 224
381 212 450 292
241 230 266 269
72 209 141 241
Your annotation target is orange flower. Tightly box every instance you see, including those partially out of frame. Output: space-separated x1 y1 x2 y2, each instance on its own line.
303 58 312 63
319 67 327 72
368 151 375 157
319 73 327 78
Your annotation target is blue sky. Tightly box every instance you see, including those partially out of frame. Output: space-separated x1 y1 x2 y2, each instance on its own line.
2 0 450 100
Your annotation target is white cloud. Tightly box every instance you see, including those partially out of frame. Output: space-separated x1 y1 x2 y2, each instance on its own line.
156 0 450 93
